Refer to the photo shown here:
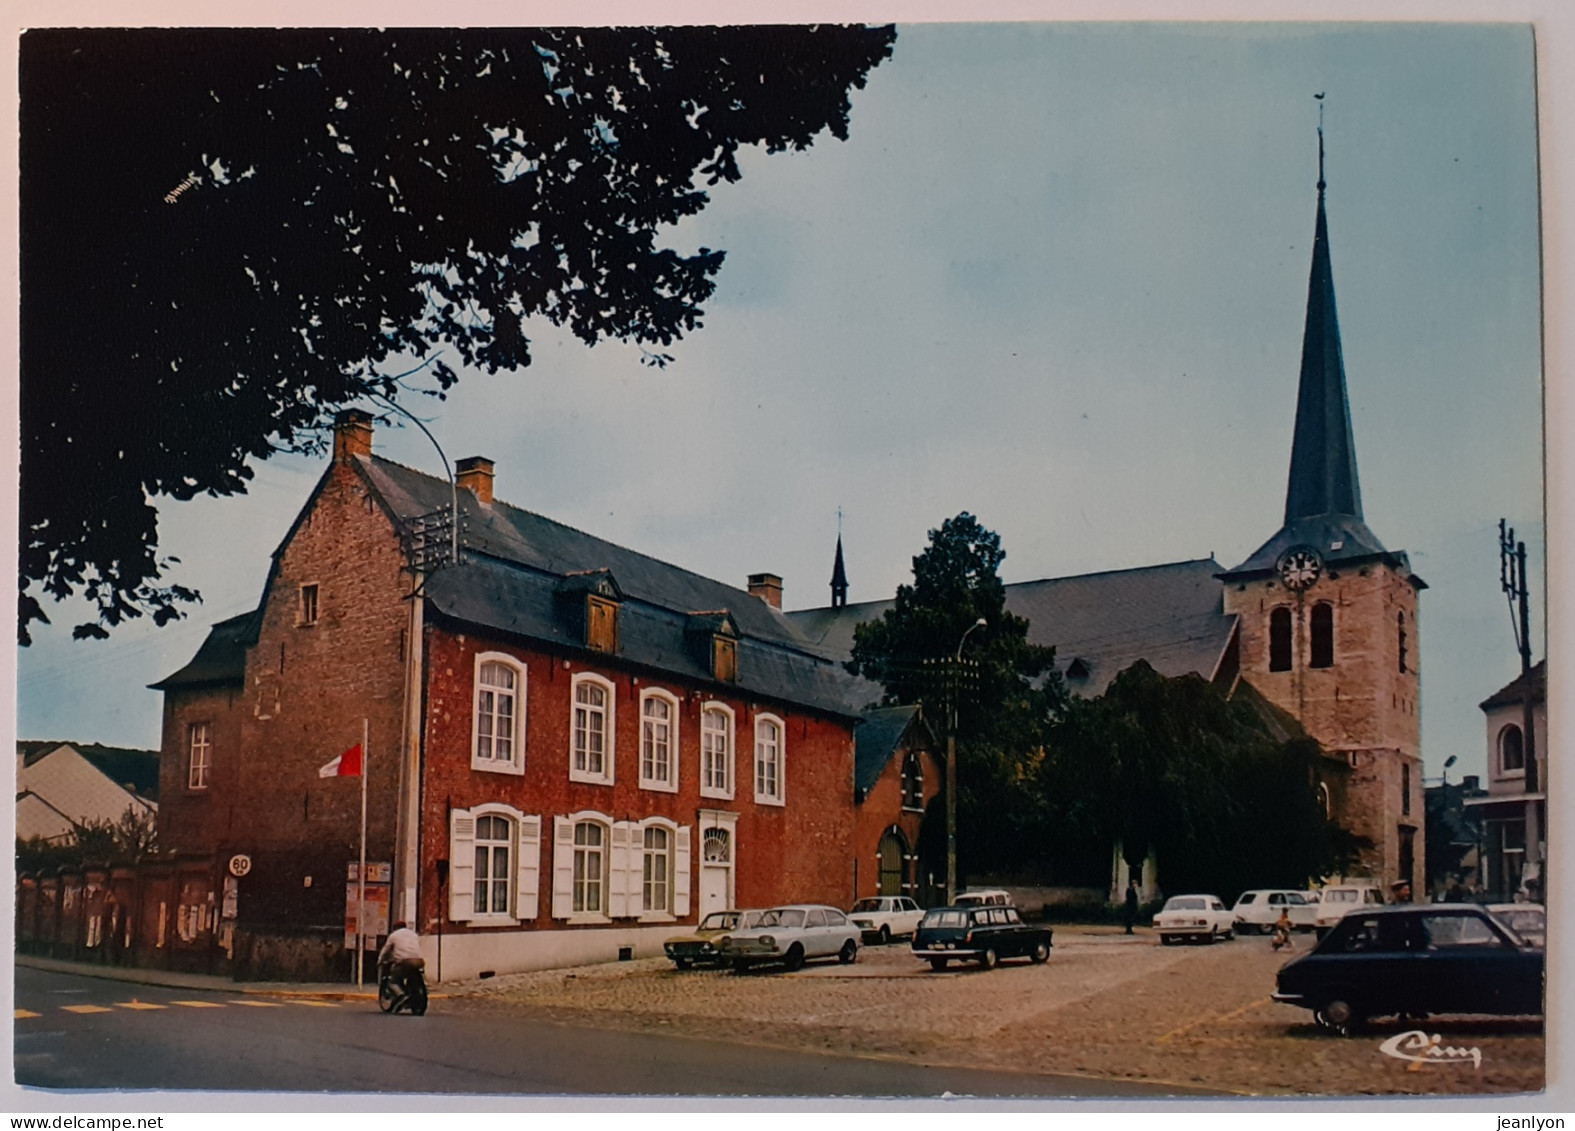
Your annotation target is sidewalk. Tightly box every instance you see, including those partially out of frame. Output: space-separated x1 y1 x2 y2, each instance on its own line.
16 952 382 1000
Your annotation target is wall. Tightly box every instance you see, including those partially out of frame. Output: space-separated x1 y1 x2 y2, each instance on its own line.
852 743 942 902
157 683 246 854
417 625 857 954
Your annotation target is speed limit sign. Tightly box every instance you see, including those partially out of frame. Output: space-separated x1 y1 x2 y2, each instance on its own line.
228 854 252 878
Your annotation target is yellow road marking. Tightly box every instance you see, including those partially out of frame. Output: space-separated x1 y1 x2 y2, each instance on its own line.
171 1000 225 1009
62 1004 113 1014
228 999 285 1007
1157 997 1271 1043
116 1001 167 1011
288 1000 339 1007
15 1009 42 1019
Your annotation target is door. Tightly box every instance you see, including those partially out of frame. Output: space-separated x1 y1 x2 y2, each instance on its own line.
878 832 905 896
699 826 731 917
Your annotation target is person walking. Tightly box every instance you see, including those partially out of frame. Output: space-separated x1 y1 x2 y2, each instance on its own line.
1123 880 1139 935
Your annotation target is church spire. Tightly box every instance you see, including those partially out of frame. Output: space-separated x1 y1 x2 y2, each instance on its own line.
830 533 849 608
1284 121 1363 524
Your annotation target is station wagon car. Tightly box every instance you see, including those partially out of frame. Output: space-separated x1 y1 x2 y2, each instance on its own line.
1312 882 1386 936
911 904 1052 970
1153 894 1235 944
849 895 924 944
662 909 765 970
1273 904 1544 1035
715 904 860 972
1232 889 1317 934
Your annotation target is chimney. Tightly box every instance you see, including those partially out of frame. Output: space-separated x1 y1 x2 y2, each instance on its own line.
333 409 374 462
457 456 495 505
1462 775 1480 793
748 573 783 609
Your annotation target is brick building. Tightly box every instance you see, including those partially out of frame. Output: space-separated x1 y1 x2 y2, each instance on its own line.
153 415 890 980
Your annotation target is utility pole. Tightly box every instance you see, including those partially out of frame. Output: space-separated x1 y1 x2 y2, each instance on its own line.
945 619 986 905
1498 519 1541 888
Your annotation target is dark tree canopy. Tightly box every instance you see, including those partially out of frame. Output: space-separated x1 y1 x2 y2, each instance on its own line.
848 513 1067 876
20 25 896 643
1043 661 1367 898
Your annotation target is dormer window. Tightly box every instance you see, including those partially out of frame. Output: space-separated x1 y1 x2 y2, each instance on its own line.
558 571 623 656
1066 657 1090 682
686 611 740 684
587 596 618 654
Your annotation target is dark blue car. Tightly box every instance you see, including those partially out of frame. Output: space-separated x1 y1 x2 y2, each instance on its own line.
1273 904 1543 1035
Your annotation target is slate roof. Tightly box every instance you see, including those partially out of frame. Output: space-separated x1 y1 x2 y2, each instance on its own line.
148 610 258 690
1480 660 1545 711
854 705 933 796
787 558 1239 705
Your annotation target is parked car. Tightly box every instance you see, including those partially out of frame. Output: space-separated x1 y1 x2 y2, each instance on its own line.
1273 904 1544 1035
1488 903 1546 949
662 909 765 970
954 888 1011 908
1232 889 1318 934
911 904 1052 970
849 895 924 944
1153 894 1235 944
1312 882 1386 937
715 904 860 972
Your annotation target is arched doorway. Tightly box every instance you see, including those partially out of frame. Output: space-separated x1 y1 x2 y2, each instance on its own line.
878 830 907 896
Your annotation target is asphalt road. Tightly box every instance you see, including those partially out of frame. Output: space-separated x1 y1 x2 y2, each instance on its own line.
14 966 1204 1098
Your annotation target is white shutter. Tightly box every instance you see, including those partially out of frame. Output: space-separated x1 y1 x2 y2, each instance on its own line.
552 816 575 919
515 815 541 921
609 822 632 918
674 826 692 916
449 810 475 922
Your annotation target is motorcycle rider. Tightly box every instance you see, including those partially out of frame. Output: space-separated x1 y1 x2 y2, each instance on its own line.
377 921 426 1003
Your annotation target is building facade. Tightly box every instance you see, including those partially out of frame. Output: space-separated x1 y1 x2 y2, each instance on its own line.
1466 662 1546 901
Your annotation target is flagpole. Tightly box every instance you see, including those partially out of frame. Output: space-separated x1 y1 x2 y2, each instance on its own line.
357 716 368 987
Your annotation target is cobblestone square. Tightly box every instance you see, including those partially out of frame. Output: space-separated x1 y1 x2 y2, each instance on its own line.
449 926 1545 1096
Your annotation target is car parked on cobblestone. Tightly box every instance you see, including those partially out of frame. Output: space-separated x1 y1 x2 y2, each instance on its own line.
911 904 1052 970
1232 889 1317 934
716 904 860 972
663 909 765 970
953 888 1011 908
849 896 924 944
1273 904 1544 1036
1153 894 1235 944
1311 882 1386 937
1488 903 1546 949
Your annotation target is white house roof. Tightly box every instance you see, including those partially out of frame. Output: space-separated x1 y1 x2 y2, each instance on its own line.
14 743 157 839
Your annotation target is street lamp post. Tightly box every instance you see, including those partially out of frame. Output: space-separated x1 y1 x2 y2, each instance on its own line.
946 618 987 905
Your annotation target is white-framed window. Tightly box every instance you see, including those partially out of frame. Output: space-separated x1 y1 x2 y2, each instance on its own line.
187 722 212 790
473 652 525 774
474 814 513 916
1499 724 1526 775
447 804 542 925
640 689 679 792
570 674 615 785
642 823 672 915
298 583 319 626
754 714 785 805
573 820 607 914
701 703 734 800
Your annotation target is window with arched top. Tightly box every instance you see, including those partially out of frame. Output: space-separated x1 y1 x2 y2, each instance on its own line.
1316 781 1332 820
902 751 924 811
1269 608 1293 672
1499 724 1525 774
473 653 525 774
754 714 785 805
1310 602 1334 669
702 826 730 863
639 689 679 792
570 674 615 785
701 704 735 800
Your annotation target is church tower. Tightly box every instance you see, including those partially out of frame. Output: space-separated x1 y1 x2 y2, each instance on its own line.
1219 134 1426 893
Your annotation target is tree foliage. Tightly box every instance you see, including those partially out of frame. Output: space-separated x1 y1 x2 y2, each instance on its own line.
848 513 1067 876
1043 661 1367 898
19 26 897 643
16 807 160 874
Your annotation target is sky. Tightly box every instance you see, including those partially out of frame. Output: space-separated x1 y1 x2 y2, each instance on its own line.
12 22 1547 785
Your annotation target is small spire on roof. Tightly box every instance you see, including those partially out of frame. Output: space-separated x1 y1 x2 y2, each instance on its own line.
830 529 849 609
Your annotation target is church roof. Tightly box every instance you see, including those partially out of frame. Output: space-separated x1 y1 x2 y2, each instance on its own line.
854 705 933 796
787 557 1239 707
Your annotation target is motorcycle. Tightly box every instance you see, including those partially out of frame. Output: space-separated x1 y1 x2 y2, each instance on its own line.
377 961 428 1016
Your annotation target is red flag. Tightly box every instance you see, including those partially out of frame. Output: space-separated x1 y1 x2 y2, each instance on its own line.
318 743 363 778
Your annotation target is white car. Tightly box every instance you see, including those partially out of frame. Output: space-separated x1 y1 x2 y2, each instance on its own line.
954 889 1011 908
716 904 860 972
1232 889 1318 934
1153 894 1235 944
849 895 924 944
1488 903 1546 948
1311 882 1386 936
